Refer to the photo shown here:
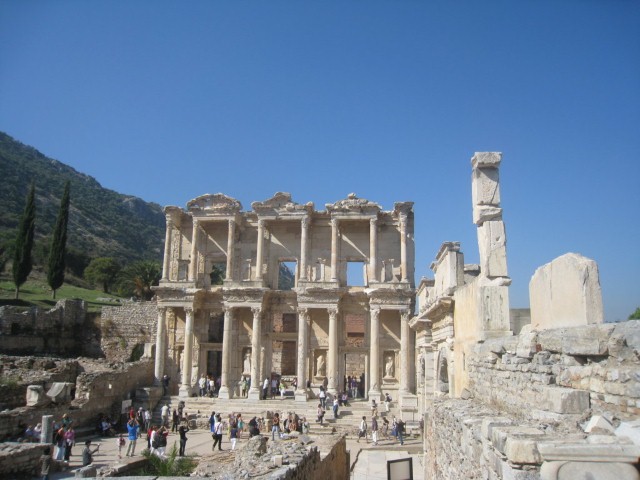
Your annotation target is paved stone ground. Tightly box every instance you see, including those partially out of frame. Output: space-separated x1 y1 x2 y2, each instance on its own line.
36 428 424 479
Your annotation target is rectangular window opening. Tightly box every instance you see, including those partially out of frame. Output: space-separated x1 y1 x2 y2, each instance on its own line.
347 261 366 287
278 261 296 290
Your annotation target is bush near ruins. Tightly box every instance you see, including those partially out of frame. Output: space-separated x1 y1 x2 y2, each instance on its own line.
629 307 640 320
141 445 196 476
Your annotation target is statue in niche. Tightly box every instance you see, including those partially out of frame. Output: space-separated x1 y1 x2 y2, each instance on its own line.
385 354 395 378
243 350 251 374
316 353 326 377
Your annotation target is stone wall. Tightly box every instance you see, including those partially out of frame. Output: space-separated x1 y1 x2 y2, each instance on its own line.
100 301 158 362
467 321 640 421
0 442 50 478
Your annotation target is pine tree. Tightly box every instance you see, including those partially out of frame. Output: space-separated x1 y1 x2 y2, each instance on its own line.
47 181 70 299
13 183 36 299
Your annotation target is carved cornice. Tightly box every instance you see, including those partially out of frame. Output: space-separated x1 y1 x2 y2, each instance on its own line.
251 192 314 216
424 296 454 322
393 201 414 217
222 288 267 305
296 287 343 306
187 193 242 215
325 193 381 215
366 287 414 308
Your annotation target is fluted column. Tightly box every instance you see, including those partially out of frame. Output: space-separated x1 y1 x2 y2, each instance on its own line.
189 219 199 281
327 307 339 395
369 217 378 283
179 307 194 397
368 306 381 398
330 218 339 281
255 220 265 281
162 218 173 280
248 306 262 399
400 309 411 393
218 306 234 399
399 213 408 282
226 219 235 281
300 216 310 281
154 307 168 385
295 307 310 401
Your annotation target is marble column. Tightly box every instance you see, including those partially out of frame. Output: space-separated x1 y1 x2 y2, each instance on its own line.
399 213 408 282
295 307 310 401
248 306 263 400
369 217 378 282
179 307 194 397
218 306 234 399
327 307 339 395
330 218 339 281
154 307 168 385
41 415 54 444
368 306 381 398
226 219 235 281
400 309 411 393
162 218 173 280
255 220 265 281
189 219 199 282
300 216 310 281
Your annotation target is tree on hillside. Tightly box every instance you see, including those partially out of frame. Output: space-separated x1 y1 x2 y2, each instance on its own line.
118 260 161 300
47 181 70 299
12 183 36 299
84 257 121 293
629 308 640 320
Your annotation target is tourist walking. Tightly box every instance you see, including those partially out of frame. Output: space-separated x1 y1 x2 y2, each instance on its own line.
332 397 339 419
371 416 379 445
357 416 367 443
319 387 327 409
212 415 224 450
230 421 238 450
317 404 325 425
63 426 75 462
272 413 280 440
126 419 139 457
161 404 170 428
262 378 269 400
384 392 392 412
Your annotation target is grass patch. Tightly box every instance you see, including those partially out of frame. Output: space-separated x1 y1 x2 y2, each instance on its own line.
141 444 197 476
0 273 123 313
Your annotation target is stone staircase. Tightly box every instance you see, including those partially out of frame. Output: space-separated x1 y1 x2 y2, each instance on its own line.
151 395 419 440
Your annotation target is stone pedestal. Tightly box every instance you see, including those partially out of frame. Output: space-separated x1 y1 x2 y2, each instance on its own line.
295 389 309 402
179 385 193 398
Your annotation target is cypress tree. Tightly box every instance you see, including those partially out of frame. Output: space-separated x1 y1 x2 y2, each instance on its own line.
13 183 36 299
47 181 70 299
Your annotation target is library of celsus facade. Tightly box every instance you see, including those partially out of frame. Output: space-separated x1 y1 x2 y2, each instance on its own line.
153 192 416 406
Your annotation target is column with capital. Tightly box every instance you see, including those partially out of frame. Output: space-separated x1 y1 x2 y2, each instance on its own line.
248 307 263 400
226 219 235 281
255 220 265 281
399 309 411 393
162 218 173 280
154 307 168 385
327 307 339 396
330 218 339 282
369 217 378 283
300 216 309 281
218 306 234 399
368 306 381 399
295 307 310 401
399 213 408 282
179 307 194 397
189 219 199 282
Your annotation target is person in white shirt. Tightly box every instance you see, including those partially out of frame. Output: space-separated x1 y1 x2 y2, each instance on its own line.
262 378 269 400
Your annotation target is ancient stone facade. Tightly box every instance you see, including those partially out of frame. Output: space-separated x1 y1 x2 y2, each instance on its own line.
153 192 416 406
100 301 158 362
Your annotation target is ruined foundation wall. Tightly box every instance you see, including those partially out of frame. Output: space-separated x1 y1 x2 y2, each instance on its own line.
100 302 157 362
468 320 640 421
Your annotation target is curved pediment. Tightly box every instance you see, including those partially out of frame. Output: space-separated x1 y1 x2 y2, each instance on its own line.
325 193 381 215
186 193 242 214
251 192 314 215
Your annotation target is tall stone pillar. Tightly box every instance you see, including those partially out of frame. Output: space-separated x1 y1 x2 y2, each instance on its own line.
41 415 54 444
218 306 234 399
399 309 411 393
162 218 173 280
154 307 168 385
368 306 381 399
226 219 235 281
295 307 310 401
399 213 408 282
327 307 339 396
255 220 265 281
189 219 199 281
179 307 194 397
369 217 378 282
330 218 339 281
300 216 309 281
248 306 263 400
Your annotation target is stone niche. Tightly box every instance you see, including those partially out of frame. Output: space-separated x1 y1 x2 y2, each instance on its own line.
529 253 604 329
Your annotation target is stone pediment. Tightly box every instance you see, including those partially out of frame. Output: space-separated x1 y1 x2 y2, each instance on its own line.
325 193 381 215
187 193 242 215
251 192 314 216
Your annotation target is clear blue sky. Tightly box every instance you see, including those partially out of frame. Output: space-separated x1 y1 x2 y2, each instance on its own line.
1 1 638 321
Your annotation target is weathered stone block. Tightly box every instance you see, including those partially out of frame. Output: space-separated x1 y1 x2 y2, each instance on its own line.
583 415 614 434
505 435 542 464
26 385 49 407
541 461 640 480
492 426 545 455
477 221 508 277
529 253 604 330
482 417 514 440
615 420 640 446
538 386 590 414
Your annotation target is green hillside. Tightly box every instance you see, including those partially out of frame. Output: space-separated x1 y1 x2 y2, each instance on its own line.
0 131 165 264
